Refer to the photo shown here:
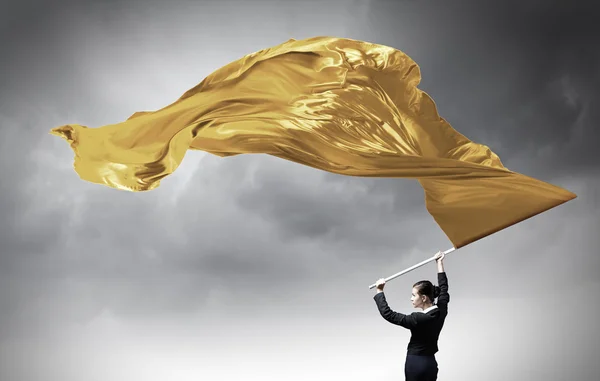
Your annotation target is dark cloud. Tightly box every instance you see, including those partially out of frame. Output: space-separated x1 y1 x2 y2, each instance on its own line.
235 156 428 247
367 0 599 177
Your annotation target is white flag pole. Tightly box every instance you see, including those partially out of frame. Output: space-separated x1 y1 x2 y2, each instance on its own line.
368 247 456 289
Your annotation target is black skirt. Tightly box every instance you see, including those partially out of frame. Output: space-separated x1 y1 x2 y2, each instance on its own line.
404 354 438 381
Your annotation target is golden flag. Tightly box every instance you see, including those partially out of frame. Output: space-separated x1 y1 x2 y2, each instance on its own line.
50 36 576 248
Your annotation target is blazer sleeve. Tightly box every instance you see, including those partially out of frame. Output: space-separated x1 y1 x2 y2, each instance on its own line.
373 292 426 329
436 272 450 311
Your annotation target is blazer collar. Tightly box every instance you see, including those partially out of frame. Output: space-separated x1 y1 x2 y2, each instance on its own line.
418 305 438 314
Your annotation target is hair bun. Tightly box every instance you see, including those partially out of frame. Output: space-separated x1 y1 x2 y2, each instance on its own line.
433 285 440 298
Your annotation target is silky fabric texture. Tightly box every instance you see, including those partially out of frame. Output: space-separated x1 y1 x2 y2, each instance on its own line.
50 36 576 248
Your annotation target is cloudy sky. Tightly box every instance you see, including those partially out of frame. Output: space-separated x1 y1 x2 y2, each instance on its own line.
1 0 598 380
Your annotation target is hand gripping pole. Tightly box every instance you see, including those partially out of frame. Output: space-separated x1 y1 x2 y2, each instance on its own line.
368 247 456 289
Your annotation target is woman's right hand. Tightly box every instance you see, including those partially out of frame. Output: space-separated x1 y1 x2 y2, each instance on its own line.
434 250 445 273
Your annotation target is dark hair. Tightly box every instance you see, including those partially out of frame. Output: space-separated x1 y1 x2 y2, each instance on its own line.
413 280 440 302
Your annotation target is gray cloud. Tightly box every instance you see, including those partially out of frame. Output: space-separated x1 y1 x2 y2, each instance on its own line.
366 0 599 176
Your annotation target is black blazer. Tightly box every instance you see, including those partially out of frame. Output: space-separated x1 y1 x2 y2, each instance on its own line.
374 272 449 355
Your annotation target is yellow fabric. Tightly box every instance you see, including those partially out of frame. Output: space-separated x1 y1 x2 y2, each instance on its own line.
50 36 576 248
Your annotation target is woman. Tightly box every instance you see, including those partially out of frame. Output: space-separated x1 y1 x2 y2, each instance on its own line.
373 251 449 381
